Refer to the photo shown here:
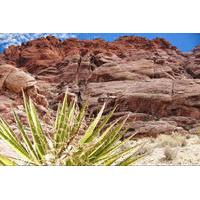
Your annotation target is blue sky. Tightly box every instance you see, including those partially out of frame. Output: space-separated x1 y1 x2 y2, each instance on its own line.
133 33 200 52
77 33 200 52
0 33 200 52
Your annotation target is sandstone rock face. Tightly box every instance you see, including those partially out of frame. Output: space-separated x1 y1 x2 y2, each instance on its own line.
185 46 200 78
1 36 200 137
85 79 200 118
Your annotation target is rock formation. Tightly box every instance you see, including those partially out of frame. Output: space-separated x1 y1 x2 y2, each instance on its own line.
1 35 200 137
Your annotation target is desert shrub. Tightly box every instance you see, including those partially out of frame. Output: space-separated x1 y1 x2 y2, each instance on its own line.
156 133 187 148
164 146 177 161
0 93 145 166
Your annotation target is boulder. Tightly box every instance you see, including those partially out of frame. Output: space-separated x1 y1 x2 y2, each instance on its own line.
0 64 36 93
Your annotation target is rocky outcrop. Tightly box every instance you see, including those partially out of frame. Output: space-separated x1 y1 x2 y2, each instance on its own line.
185 46 200 78
85 79 200 117
1 36 200 137
0 64 48 124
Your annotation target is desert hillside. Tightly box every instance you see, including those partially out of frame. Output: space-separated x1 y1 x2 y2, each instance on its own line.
1 35 200 164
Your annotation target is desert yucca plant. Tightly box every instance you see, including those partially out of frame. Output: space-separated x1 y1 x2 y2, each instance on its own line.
0 93 145 166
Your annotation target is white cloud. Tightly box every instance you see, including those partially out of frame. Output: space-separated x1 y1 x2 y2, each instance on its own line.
0 33 78 52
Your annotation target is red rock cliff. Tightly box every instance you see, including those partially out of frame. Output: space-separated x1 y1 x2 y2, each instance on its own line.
1 35 200 137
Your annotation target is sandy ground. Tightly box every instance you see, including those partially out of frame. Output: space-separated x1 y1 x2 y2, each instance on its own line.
1 133 200 165
128 133 200 165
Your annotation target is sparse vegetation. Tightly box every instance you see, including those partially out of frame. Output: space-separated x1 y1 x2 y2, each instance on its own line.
0 93 145 166
156 133 187 148
164 146 177 161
